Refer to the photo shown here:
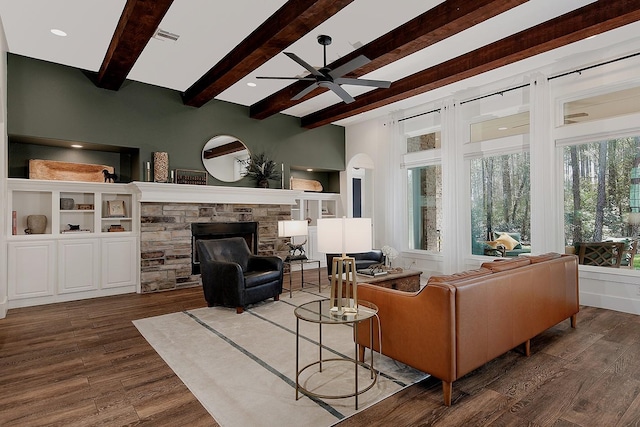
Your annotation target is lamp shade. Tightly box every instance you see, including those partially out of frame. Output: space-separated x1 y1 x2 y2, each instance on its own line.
317 217 372 255
278 220 308 237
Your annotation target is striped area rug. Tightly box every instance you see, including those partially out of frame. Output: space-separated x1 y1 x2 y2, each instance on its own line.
133 288 427 427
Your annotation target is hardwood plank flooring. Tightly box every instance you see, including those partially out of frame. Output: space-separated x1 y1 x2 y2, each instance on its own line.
1 270 640 426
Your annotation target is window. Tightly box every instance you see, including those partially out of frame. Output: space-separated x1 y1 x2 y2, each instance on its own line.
469 112 529 143
407 131 440 153
470 152 531 256
563 136 640 269
563 86 640 125
407 165 442 251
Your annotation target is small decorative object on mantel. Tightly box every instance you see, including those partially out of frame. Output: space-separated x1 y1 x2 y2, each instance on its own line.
102 169 118 183
175 169 207 185
153 152 169 183
245 152 281 188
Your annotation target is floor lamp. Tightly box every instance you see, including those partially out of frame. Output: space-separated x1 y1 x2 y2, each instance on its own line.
317 217 372 314
278 220 309 261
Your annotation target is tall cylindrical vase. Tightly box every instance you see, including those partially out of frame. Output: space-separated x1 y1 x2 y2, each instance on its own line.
153 152 169 183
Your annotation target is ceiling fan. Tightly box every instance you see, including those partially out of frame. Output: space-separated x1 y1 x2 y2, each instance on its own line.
256 34 391 104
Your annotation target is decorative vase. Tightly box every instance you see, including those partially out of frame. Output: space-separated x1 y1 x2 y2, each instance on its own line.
60 198 75 210
25 215 47 234
258 178 269 188
153 152 169 183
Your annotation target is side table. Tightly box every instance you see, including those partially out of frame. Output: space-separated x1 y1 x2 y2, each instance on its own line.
294 299 378 410
283 258 321 297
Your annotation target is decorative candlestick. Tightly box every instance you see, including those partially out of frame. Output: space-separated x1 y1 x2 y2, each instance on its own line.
145 161 151 182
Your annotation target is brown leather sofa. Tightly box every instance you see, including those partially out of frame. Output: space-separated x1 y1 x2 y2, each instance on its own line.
355 253 579 406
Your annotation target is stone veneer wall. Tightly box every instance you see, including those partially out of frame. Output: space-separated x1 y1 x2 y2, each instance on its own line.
140 202 291 292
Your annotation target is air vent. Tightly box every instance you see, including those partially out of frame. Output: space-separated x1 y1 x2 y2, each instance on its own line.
153 28 180 42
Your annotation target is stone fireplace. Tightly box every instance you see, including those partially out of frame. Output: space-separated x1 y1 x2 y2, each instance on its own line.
134 183 300 293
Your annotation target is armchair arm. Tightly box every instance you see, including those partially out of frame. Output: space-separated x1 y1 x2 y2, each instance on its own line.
248 255 283 272
200 260 244 303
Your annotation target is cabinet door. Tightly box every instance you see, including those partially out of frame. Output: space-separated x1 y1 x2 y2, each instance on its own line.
8 241 56 299
58 239 101 294
102 237 137 288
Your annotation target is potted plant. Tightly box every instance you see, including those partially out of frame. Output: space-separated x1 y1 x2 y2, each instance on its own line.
245 152 281 188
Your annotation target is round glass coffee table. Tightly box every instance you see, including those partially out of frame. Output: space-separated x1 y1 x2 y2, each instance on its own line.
294 299 378 410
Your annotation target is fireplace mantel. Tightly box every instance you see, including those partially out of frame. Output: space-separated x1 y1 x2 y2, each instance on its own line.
129 182 303 205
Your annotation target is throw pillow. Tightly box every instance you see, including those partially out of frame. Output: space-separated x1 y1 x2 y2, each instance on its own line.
496 233 519 251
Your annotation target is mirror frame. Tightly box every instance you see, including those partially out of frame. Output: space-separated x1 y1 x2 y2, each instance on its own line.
201 134 250 183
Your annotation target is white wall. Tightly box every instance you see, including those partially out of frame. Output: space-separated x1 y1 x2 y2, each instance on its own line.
0 16 9 318
344 36 640 314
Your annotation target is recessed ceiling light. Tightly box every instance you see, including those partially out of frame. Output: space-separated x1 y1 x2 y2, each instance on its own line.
50 29 67 37
71 144 83 148
498 127 508 131
306 168 313 172
247 82 257 87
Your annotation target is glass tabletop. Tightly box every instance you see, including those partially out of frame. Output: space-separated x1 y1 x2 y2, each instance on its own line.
294 299 378 324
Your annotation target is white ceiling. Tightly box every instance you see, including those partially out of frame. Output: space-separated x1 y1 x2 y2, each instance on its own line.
1 0 639 127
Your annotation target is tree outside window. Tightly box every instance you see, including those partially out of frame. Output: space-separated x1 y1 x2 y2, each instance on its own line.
563 136 640 269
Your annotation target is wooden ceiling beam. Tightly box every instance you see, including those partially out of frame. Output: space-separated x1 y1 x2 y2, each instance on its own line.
249 0 529 120
95 0 174 91
182 0 355 107
301 0 640 129
203 140 245 159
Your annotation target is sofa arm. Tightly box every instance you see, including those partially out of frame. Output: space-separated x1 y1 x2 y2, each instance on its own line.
355 283 456 386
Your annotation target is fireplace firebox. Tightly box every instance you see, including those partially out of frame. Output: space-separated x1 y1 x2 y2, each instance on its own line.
191 221 258 274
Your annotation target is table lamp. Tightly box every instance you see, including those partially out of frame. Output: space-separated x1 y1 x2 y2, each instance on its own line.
278 220 309 261
317 217 372 314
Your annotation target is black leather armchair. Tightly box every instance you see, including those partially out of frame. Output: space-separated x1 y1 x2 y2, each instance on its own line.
196 237 283 313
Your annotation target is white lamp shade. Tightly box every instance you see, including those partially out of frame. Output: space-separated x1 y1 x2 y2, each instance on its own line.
317 217 372 254
278 220 308 237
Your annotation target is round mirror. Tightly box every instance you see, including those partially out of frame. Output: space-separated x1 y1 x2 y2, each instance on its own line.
201 135 250 182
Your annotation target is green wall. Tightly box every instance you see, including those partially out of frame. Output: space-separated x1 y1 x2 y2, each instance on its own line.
7 54 345 187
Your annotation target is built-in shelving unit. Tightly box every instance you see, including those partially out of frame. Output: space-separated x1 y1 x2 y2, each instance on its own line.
6 179 139 308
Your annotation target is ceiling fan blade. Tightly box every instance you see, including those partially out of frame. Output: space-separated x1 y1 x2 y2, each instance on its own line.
291 82 319 101
325 82 355 104
256 76 315 81
334 77 391 88
284 52 323 77
328 55 370 79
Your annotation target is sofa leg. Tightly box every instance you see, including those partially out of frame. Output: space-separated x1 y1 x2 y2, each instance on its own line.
236 307 244 314
358 345 365 362
442 381 452 406
524 339 531 357
570 314 577 328
274 294 280 302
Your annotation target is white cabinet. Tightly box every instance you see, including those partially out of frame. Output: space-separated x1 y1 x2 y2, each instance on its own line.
58 239 100 294
102 237 137 289
6 179 139 307
8 240 55 299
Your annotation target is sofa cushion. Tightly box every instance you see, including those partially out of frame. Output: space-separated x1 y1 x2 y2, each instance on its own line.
481 257 531 272
496 233 520 251
427 267 493 285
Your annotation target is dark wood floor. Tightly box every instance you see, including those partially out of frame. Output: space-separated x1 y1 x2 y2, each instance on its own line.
2 271 640 426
